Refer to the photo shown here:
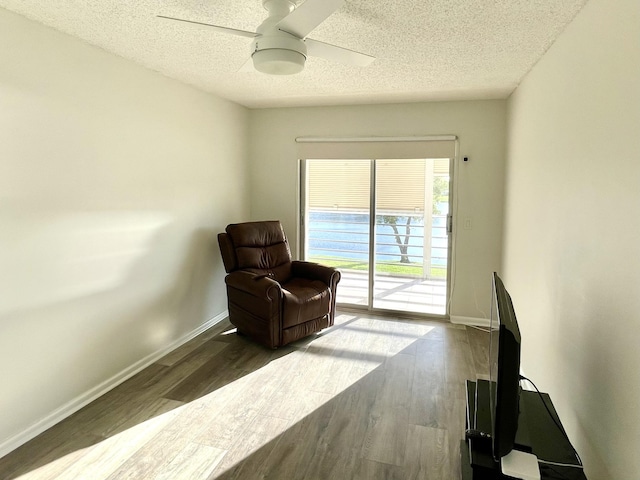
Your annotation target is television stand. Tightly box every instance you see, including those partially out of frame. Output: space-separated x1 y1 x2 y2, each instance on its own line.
462 380 587 480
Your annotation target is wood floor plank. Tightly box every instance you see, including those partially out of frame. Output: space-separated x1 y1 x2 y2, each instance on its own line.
259 380 333 423
217 335 285 373
410 334 446 428
51 408 182 480
102 416 193 480
161 355 246 403
466 325 491 376
156 321 231 367
153 442 226 480
0 431 101 480
361 353 415 467
444 325 478 398
404 424 449 479
255 347 333 422
112 339 231 404
206 415 290 480
305 319 374 395
253 398 338 480
298 371 383 479
89 397 185 438
350 458 406 480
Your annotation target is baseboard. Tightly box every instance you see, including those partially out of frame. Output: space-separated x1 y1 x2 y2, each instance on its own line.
0 310 228 459
450 315 491 328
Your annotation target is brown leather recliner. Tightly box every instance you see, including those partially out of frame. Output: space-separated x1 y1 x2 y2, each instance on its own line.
218 221 341 349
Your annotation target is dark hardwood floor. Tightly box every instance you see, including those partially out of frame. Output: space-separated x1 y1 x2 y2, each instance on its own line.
0 310 489 480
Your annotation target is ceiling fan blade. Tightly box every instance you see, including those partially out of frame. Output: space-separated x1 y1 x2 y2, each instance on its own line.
157 15 258 38
276 0 344 39
305 38 375 67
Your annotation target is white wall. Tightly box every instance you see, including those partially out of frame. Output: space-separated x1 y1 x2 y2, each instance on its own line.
504 0 640 477
249 101 507 319
0 8 249 454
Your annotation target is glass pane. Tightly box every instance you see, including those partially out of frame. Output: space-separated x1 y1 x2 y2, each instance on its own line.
305 159 371 306
304 157 450 315
373 159 449 314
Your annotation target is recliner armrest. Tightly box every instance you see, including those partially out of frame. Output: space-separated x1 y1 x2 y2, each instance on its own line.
225 271 282 301
291 261 341 287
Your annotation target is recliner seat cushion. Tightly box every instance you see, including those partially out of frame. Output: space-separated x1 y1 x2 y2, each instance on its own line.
281 278 331 329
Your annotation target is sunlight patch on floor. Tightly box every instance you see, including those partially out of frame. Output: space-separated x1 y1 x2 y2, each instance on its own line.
18 406 185 480
15 314 442 479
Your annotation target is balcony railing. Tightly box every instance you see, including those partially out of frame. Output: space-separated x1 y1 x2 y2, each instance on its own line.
306 210 448 279
306 210 448 314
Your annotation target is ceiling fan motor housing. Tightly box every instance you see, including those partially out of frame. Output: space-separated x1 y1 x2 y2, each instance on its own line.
159 0 373 75
251 34 307 75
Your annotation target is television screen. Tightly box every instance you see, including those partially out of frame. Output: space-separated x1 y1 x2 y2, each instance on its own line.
488 272 522 460
489 274 500 438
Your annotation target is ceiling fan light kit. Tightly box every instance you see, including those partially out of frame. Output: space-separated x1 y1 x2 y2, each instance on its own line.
251 34 307 75
158 0 374 75
252 48 305 75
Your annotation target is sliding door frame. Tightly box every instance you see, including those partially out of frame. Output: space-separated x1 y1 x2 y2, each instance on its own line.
367 162 377 309
297 136 458 320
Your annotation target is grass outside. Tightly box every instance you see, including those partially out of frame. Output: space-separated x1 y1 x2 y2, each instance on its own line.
310 256 446 279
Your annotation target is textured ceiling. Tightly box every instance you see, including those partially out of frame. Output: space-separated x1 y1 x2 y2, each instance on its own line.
0 0 588 108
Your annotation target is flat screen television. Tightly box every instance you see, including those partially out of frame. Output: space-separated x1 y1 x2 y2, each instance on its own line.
489 272 522 461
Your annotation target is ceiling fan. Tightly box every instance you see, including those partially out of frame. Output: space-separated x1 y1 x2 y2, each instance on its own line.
158 0 375 75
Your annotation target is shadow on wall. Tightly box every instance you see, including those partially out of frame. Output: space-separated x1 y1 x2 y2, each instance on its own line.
0 211 224 329
0 212 228 457
70 225 227 362
170 227 224 334
0 210 173 317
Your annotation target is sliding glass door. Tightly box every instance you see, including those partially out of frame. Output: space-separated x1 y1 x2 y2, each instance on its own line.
301 158 451 316
304 160 371 306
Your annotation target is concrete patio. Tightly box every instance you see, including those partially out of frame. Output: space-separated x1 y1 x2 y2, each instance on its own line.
336 270 447 316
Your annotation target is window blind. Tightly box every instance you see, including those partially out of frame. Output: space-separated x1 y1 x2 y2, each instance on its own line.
306 158 449 213
296 135 456 160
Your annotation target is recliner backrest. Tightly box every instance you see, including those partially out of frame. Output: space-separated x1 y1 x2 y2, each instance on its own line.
220 221 293 282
